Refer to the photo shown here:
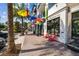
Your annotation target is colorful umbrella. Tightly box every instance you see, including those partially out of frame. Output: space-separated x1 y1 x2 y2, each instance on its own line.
36 21 40 24
35 18 43 25
17 10 29 17
29 16 37 21
35 18 43 22
32 24 35 27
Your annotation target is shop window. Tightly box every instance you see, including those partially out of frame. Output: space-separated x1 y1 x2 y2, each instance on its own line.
47 17 60 36
72 11 79 39
47 20 52 34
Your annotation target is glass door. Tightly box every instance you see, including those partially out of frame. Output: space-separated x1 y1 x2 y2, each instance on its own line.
55 18 60 36
47 20 52 34
52 17 60 36
72 11 79 39
47 17 60 36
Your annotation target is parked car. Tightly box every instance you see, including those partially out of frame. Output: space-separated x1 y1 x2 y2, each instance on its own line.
0 31 8 42
0 37 6 49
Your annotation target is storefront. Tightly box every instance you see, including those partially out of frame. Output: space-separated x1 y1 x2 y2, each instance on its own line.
72 11 79 39
48 3 79 44
48 3 79 51
48 3 67 43
47 17 60 36
67 4 79 50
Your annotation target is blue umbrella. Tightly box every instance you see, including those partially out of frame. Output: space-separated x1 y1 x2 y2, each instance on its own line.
29 16 36 21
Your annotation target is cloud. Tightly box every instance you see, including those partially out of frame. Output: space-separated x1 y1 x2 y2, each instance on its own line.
0 11 7 19
0 14 8 23
3 11 6 14
1 15 7 19
2 11 7 15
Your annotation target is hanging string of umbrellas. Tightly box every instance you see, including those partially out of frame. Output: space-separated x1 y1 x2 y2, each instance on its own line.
17 3 45 25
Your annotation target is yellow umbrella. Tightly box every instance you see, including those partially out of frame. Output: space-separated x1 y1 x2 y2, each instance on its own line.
17 10 29 17
35 21 41 25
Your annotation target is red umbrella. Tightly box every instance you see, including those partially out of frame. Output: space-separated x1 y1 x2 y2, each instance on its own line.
35 18 43 22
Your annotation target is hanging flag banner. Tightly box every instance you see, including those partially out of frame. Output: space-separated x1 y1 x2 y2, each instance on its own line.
17 10 29 17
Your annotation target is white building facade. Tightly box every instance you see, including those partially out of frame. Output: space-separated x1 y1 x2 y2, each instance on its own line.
48 3 79 44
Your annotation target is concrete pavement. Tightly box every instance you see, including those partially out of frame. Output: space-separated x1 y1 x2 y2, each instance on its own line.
19 33 79 56
0 32 78 56
19 34 48 56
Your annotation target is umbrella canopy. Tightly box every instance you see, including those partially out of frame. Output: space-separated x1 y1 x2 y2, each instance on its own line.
35 18 43 25
35 18 43 22
28 16 37 21
17 10 30 17
30 16 36 20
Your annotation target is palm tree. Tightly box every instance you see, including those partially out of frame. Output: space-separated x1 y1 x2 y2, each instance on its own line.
6 3 16 54
13 3 28 35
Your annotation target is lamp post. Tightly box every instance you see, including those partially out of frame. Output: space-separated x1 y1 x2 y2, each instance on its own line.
44 3 48 37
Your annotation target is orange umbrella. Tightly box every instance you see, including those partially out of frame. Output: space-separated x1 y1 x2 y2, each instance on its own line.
35 18 43 22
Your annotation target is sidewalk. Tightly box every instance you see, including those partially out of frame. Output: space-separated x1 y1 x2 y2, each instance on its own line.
15 33 25 45
19 33 79 56
19 34 48 56
0 33 25 56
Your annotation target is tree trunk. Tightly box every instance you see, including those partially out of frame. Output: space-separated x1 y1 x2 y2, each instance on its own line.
7 3 16 53
21 17 24 35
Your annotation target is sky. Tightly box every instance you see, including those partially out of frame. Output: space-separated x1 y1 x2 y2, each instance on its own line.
29 3 37 12
0 3 8 23
0 3 37 23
